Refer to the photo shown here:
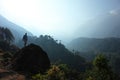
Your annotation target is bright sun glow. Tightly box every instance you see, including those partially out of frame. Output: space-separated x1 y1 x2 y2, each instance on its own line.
0 0 98 38
0 0 67 35
0 0 119 41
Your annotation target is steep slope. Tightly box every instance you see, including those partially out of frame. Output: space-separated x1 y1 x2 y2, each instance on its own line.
0 15 32 42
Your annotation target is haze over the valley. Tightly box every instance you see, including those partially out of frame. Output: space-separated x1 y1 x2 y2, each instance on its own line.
0 0 120 42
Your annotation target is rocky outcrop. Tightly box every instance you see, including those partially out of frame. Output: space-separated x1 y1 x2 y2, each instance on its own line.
11 44 50 74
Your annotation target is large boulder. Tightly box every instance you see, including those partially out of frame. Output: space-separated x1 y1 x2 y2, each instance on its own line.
11 44 50 74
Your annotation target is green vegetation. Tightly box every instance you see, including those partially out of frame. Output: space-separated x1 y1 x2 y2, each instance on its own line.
17 35 86 72
32 64 81 80
0 28 120 80
0 27 14 44
85 54 114 80
32 55 119 80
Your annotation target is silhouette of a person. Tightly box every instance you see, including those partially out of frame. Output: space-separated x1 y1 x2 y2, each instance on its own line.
22 33 28 47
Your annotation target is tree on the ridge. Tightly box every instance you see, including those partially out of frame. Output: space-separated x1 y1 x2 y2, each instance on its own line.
4 28 15 43
0 27 14 44
0 27 4 39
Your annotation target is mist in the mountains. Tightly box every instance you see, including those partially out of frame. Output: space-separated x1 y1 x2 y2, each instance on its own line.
0 0 120 43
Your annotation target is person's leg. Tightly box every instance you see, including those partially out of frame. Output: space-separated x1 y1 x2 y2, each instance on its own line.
24 41 26 47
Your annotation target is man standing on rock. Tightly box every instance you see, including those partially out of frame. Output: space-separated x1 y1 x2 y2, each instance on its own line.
22 33 28 47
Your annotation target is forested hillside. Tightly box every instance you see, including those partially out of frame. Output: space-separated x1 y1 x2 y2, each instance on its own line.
68 37 120 52
16 35 86 71
0 27 120 80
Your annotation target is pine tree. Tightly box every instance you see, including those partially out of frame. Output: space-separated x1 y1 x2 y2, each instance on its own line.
0 27 14 44
86 54 114 80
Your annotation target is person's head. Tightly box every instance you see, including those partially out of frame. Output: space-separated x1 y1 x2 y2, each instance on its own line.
25 33 27 35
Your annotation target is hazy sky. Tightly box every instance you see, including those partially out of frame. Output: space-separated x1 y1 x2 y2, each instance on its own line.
0 0 120 41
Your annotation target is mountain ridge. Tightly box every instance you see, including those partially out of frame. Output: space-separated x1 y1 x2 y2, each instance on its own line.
67 37 120 52
0 15 32 42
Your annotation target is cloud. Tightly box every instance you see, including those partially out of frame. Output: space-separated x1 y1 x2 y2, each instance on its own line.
109 10 118 15
109 9 120 15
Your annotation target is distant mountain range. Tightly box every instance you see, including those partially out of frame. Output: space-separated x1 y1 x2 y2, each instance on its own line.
0 15 32 42
67 37 120 52
68 13 120 52
75 13 120 38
